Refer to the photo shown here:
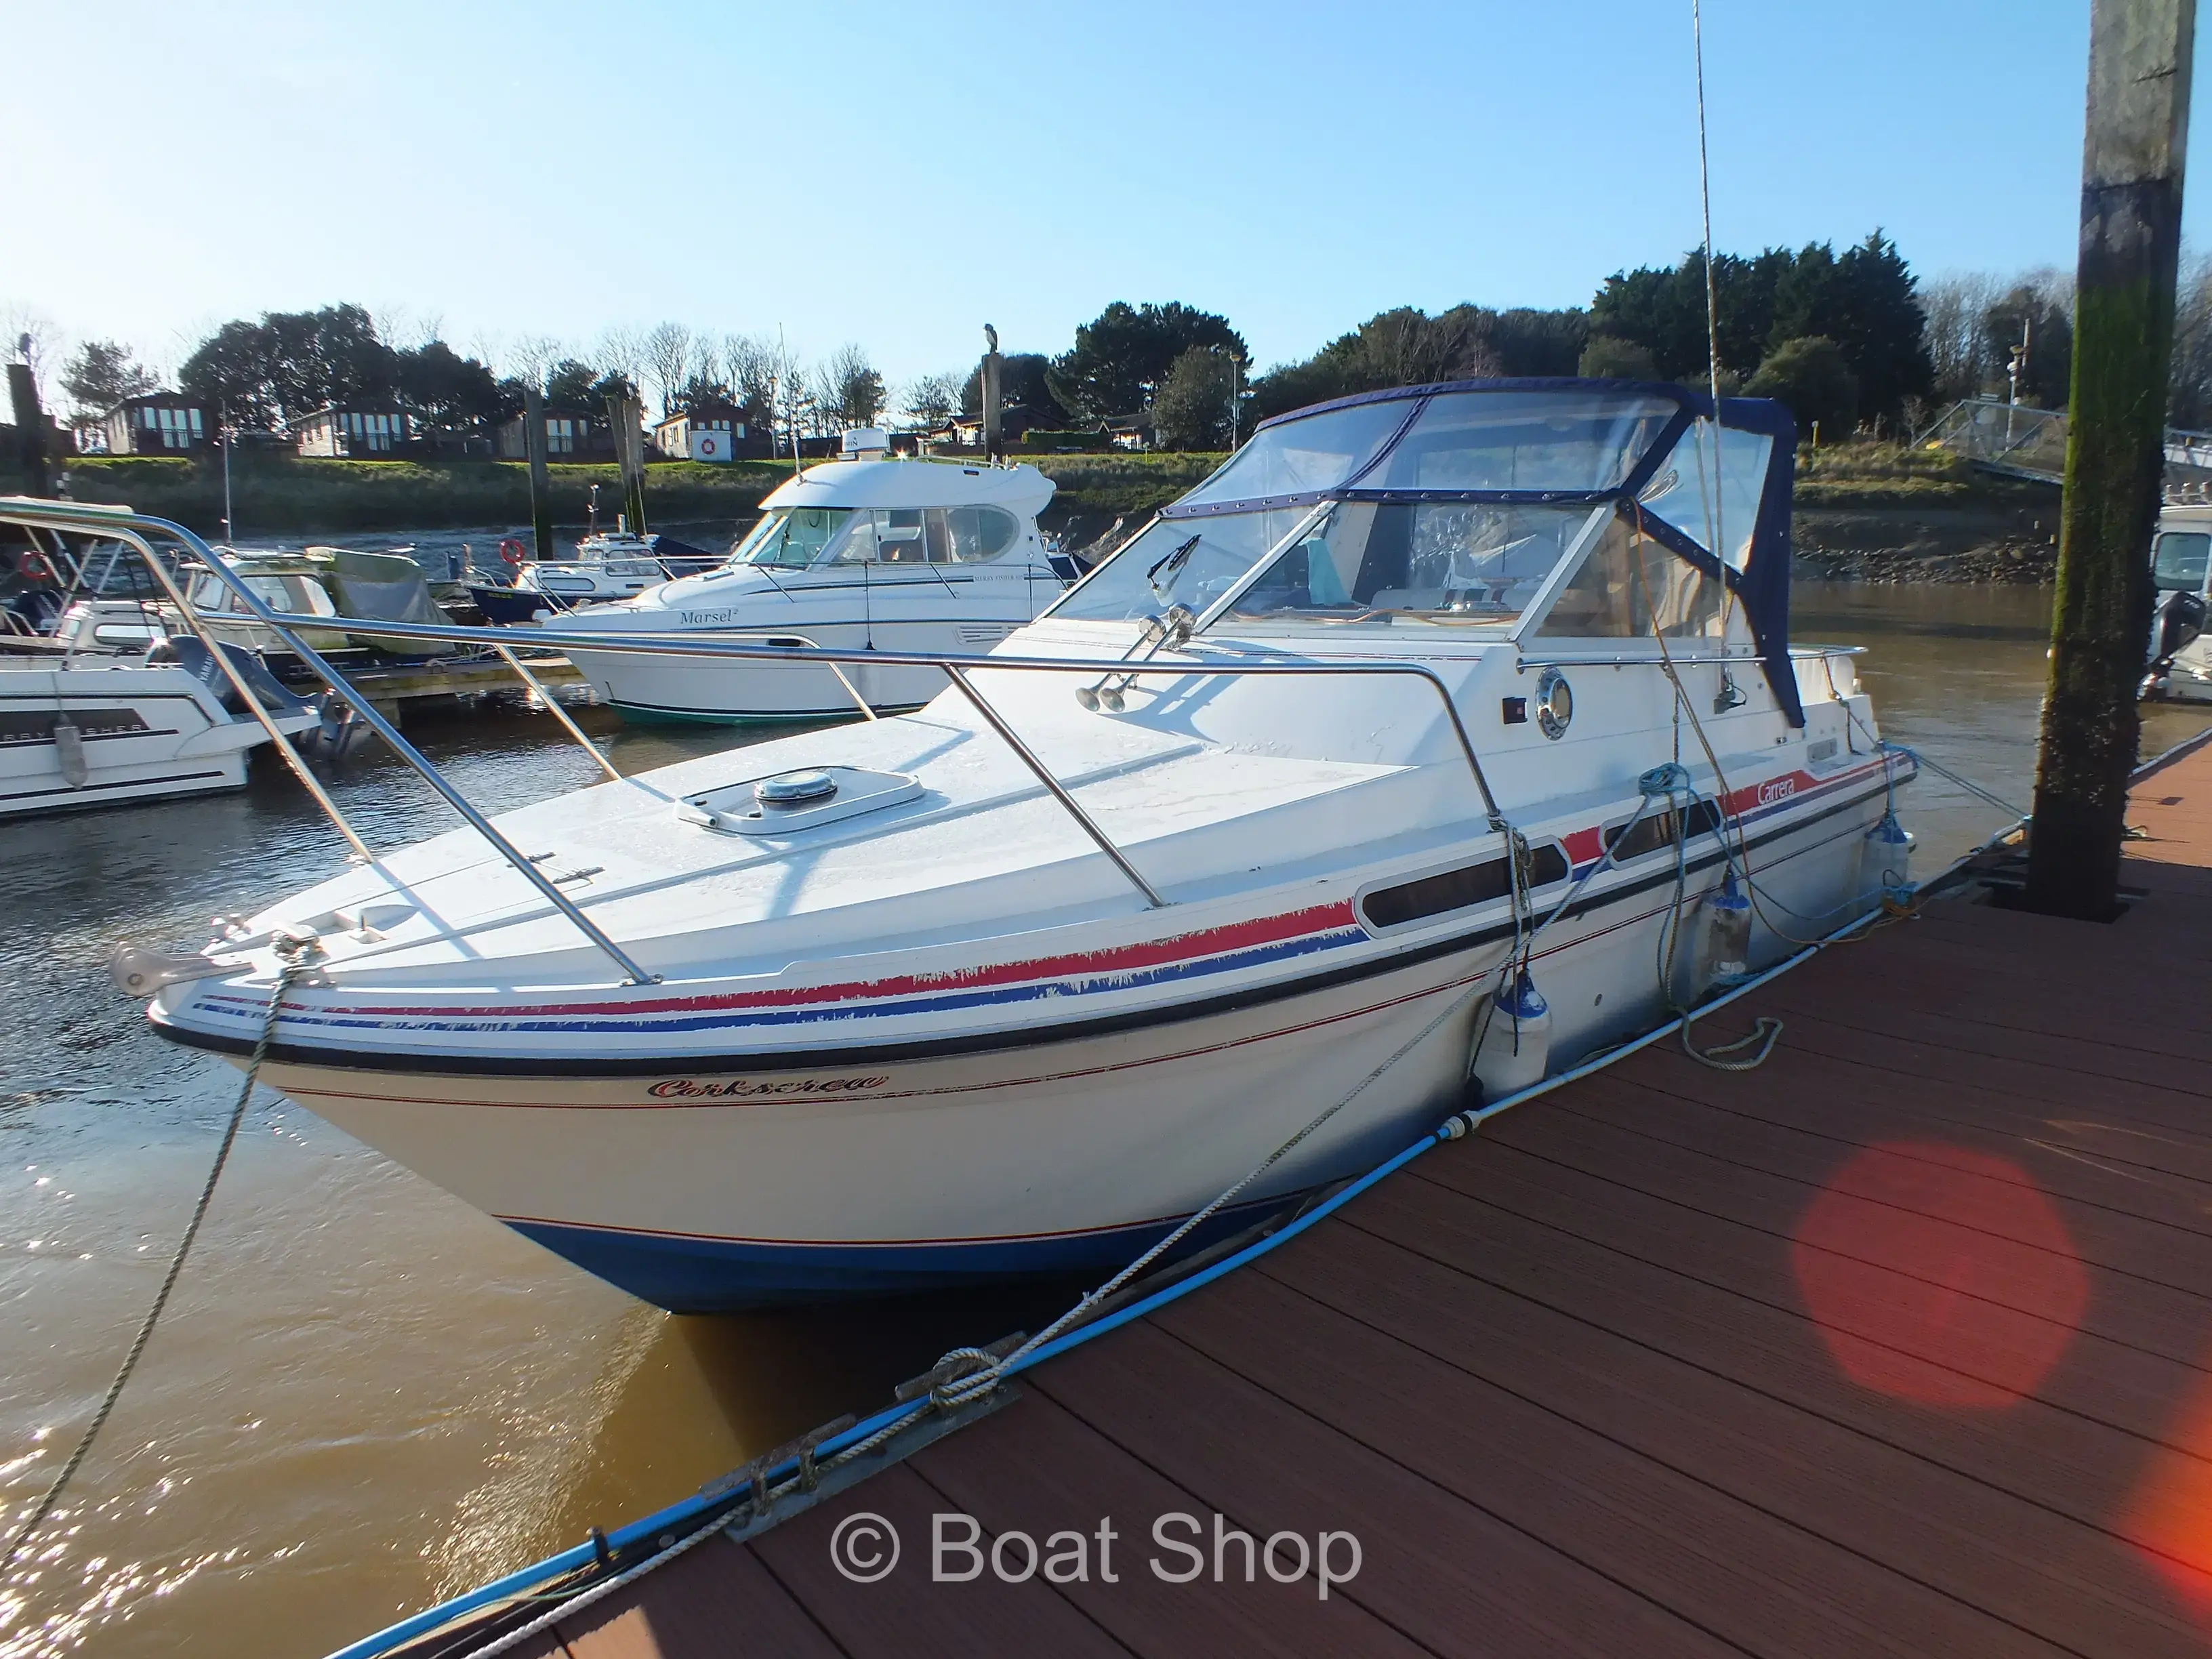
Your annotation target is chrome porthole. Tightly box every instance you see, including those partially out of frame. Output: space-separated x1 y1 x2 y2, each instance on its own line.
756 769 838 806
1535 667 1574 741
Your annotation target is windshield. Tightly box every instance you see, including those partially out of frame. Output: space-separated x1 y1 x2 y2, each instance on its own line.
731 508 854 569
1050 510 1311 622
1353 390 1679 494
1221 501 1606 630
1175 400 1414 507
188 571 335 615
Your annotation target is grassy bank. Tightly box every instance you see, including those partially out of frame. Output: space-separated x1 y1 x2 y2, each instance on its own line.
16 443 2061 581
1790 442 2063 583
56 455 793 534
38 451 1233 537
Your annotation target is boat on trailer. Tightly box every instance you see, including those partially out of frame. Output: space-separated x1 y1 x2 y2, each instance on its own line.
110 380 1912 1311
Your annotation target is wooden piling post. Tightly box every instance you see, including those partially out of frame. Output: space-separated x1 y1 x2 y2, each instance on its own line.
2027 0 2195 920
609 391 648 534
981 324 1003 461
524 386 554 562
7 360 52 499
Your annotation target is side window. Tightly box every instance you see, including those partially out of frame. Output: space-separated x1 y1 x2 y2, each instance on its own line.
830 512 880 563
875 510 929 563
1535 510 1723 640
1601 798 1723 863
2153 531 2211 591
937 505 1020 563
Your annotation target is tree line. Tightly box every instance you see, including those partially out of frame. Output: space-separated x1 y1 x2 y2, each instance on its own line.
36 228 2212 457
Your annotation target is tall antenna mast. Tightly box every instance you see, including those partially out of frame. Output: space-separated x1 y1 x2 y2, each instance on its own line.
1692 0 1722 416
1692 0 1743 709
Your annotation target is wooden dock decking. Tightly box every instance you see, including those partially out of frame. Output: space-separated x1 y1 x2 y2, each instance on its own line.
500 744 2212 1659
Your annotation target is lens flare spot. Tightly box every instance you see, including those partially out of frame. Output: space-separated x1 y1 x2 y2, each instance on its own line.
1790 1141 2086 1407
2127 1375 2212 1620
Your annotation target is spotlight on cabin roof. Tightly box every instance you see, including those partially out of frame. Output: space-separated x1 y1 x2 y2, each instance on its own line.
839 428 892 459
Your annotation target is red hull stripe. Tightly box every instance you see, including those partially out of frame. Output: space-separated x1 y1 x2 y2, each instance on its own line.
243 899 1359 1022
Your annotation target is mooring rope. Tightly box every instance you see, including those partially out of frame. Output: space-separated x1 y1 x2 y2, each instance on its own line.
1 945 310 1572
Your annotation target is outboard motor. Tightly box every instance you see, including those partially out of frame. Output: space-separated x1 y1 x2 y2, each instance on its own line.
146 634 312 721
2144 588 2207 698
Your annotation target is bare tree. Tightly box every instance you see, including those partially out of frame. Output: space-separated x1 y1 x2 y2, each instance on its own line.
2172 250 2212 429
813 342 884 432
594 325 647 397
1 302 62 403
901 370 963 430
504 333 563 392
642 321 695 417
371 303 443 350
722 333 780 414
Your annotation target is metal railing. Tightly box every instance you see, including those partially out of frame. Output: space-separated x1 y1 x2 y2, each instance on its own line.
0 498 1511 984
1917 394 2212 485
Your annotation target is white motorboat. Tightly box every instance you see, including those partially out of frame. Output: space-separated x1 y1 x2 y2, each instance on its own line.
511 516 725 609
2147 499 2212 700
558 447 1068 722
0 632 317 818
120 381 1914 1311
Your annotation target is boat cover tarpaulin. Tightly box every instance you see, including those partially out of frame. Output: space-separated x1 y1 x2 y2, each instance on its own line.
327 550 459 656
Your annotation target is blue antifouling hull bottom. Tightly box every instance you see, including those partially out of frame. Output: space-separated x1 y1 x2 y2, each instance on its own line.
503 1202 1293 1313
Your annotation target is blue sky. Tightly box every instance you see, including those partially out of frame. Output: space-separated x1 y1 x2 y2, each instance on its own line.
3 1 2199 393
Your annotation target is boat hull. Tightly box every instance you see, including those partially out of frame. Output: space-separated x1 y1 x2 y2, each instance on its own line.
235 790 1883 1310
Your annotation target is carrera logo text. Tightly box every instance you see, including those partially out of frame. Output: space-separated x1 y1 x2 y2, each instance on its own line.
647 1075 890 1100
1757 777 1799 806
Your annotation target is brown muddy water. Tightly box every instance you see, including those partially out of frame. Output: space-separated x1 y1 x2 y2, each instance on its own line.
0 581 2204 1658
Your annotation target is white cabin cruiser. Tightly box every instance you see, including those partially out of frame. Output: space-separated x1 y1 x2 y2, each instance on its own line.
132 381 1912 1311
0 632 316 818
557 451 1069 721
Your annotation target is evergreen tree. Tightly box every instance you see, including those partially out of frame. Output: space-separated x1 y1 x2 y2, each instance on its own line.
1152 347 1239 450
59 340 158 424
1048 302 1246 421
1744 336 1858 439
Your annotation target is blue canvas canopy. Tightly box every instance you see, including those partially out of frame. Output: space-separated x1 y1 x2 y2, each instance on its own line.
1158 379 1803 725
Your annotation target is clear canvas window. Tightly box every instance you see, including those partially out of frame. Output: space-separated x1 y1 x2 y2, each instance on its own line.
1174 400 1413 506
1534 510 1725 640
1051 509 1310 621
1637 420 1771 570
1221 501 1605 630
1355 390 1678 494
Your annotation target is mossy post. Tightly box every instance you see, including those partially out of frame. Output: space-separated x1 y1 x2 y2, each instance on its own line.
7 362 52 498
524 386 554 561
2028 0 2194 920
981 323 1003 461
609 392 649 535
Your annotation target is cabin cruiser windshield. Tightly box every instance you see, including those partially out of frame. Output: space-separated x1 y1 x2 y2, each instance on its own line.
731 507 855 569
1220 501 1611 629
1052 382 1764 644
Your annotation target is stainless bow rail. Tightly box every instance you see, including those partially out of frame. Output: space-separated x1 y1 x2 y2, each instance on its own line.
1 497 1509 984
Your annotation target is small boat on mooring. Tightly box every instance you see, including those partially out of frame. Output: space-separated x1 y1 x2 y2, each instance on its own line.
508 486 726 609
0 627 317 817
556 429 1069 721
115 380 1914 1311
